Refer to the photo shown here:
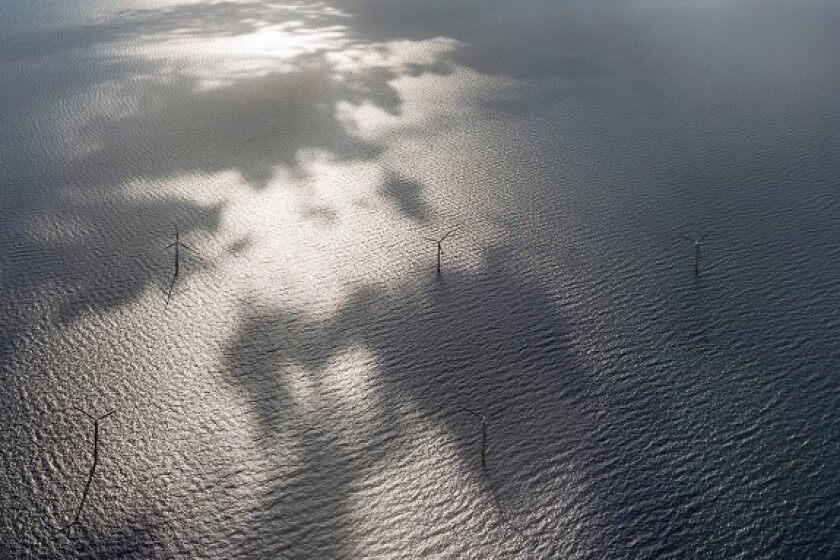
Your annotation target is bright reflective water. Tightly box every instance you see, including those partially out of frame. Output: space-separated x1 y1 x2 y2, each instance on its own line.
2 1 840 557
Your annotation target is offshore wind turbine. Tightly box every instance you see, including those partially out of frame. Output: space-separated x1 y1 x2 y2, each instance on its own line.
70 408 116 526
162 225 197 305
681 233 709 276
165 225 197 279
424 229 456 276
459 405 487 468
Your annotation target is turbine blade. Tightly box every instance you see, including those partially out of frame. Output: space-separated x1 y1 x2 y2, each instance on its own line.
459 405 483 419
99 410 116 420
72 408 95 421
699 232 710 242
180 243 198 254
440 229 456 241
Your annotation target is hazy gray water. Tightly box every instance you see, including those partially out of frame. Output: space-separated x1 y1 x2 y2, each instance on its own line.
2 0 840 557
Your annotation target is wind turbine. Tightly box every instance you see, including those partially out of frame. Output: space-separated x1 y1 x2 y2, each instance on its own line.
70 408 116 526
162 225 197 305
681 233 709 275
165 225 197 278
424 229 456 276
459 405 487 468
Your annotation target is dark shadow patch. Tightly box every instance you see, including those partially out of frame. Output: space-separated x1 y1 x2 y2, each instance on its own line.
50 512 180 559
300 204 339 225
0 195 222 361
226 236 253 256
378 172 431 222
65 67 386 190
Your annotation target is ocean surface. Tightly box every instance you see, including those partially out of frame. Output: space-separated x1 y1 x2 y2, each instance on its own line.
2 0 840 557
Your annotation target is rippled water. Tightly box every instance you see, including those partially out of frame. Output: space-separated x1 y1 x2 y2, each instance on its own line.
2 1 840 557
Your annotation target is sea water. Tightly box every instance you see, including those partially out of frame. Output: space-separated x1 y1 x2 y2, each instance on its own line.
2 1 840 557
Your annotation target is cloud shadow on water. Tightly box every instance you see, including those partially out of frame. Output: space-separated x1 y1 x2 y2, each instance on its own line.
0 0 456 350
48 512 180 559
0 195 223 360
3 0 613 196
220 246 725 557
65 66 387 190
378 172 432 223
2 1 461 194
0 1 734 556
